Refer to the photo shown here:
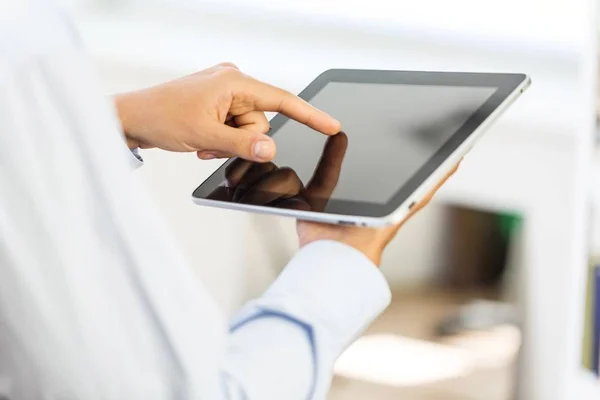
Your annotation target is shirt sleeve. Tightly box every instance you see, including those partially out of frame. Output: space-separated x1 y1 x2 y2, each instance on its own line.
225 240 391 399
129 147 144 168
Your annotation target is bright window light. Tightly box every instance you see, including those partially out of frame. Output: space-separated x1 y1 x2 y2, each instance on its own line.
333 334 474 387
441 325 522 369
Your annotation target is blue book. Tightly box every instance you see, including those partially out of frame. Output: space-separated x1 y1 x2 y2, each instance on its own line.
593 265 600 375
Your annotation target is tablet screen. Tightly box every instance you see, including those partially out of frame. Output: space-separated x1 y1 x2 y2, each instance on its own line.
272 82 496 204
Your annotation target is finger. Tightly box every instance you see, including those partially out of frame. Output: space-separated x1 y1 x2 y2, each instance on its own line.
193 63 240 81
197 150 235 160
224 158 254 186
206 186 234 201
238 167 304 205
215 62 239 70
275 196 311 211
234 111 270 135
232 162 278 201
206 62 239 73
241 77 341 135
305 132 348 210
204 122 276 162
417 160 462 207
395 160 462 227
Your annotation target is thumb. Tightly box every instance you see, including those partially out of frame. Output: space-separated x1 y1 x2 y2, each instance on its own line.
206 123 276 162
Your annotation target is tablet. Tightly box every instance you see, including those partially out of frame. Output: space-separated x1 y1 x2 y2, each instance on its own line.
192 69 530 226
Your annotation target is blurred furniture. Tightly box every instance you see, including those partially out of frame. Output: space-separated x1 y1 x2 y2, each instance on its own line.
331 290 518 400
445 207 511 290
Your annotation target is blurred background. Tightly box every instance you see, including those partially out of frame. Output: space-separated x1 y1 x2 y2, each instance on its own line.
58 0 600 399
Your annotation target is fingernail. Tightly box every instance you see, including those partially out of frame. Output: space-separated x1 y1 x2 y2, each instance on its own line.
253 140 275 160
201 153 216 160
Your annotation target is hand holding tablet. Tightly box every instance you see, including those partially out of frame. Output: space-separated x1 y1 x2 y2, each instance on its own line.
296 161 461 265
206 129 459 264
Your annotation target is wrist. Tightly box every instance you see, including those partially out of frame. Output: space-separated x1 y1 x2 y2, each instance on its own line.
114 92 143 149
299 235 384 266
336 240 383 266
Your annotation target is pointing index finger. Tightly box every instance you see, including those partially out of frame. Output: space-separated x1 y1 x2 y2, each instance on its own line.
305 131 348 211
244 77 341 135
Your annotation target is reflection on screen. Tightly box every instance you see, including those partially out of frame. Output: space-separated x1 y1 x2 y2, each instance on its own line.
270 82 496 204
